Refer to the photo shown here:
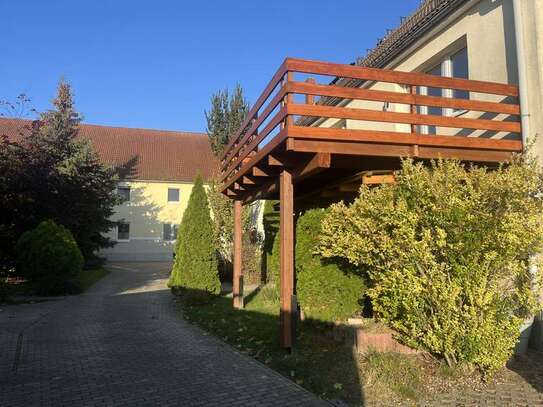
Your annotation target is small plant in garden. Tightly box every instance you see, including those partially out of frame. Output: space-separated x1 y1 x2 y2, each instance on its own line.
296 208 365 322
169 173 220 296
16 220 83 295
319 155 543 374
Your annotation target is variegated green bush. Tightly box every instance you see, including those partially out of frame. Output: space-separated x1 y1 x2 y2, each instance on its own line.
318 155 543 373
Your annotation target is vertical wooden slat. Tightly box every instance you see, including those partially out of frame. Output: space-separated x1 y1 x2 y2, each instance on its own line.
233 200 243 309
410 85 419 157
279 169 295 349
305 77 316 105
285 71 294 127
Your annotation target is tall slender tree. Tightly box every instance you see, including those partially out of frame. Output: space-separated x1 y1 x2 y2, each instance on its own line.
169 174 220 295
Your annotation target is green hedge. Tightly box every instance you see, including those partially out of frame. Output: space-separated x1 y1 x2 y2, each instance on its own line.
169 174 220 296
262 200 279 283
16 220 83 295
319 157 543 373
296 209 365 322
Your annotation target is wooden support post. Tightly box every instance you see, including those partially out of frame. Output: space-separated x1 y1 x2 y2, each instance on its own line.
279 168 295 349
410 85 420 157
305 77 315 105
233 200 244 309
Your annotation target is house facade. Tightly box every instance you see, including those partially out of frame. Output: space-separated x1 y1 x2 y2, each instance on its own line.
315 0 542 158
83 123 217 261
0 118 217 262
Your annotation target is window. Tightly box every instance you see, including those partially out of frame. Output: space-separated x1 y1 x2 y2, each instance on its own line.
417 46 469 134
168 188 180 202
117 222 130 241
163 223 179 242
117 186 130 203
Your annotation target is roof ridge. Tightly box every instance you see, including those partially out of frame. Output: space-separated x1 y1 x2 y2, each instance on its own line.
0 117 205 137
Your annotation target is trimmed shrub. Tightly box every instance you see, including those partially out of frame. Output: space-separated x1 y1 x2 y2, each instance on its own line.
16 220 83 295
296 208 365 322
169 174 220 296
319 157 543 373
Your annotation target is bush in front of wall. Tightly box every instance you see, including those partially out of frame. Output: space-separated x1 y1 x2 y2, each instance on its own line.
318 156 543 374
296 208 366 322
169 173 220 296
262 200 280 284
16 220 83 296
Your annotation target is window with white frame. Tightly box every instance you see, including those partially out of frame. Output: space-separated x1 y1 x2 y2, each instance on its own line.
163 223 178 241
117 186 131 203
167 188 180 202
417 47 469 134
117 222 130 241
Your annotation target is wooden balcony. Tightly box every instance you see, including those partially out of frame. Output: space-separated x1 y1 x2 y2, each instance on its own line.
220 58 522 204
223 58 522 349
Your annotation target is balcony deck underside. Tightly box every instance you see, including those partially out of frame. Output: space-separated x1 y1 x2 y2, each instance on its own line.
222 130 522 204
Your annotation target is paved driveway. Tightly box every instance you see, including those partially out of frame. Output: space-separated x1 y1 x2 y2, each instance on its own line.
0 262 322 406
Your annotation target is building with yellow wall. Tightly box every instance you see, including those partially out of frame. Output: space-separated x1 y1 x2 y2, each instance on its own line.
80 123 217 261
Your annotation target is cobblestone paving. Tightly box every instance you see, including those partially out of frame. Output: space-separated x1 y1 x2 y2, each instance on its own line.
418 352 543 407
0 262 324 406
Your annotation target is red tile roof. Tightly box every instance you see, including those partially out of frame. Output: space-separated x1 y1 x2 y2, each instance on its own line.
0 118 218 182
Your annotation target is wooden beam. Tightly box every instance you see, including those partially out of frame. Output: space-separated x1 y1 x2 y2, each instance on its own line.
289 138 514 163
285 57 519 97
286 125 522 152
286 103 521 133
362 173 396 184
279 169 295 349
286 81 520 115
233 200 243 309
242 176 256 185
268 152 295 167
292 152 331 182
253 166 275 177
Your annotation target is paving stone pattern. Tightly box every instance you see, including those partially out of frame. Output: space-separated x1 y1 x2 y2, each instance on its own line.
0 262 324 406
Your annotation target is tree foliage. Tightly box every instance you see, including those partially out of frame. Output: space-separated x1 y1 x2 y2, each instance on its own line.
205 84 249 157
319 156 543 373
169 174 220 295
16 220 83 296
0 80 118 268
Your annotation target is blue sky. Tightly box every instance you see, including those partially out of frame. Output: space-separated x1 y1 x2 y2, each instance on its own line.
3 0 420 132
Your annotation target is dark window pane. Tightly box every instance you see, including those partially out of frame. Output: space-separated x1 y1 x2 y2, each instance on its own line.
163 224 172 241
118 223 130 240
426 64 442 134
168 188 180 202
117 186 130 203
452 48 469 99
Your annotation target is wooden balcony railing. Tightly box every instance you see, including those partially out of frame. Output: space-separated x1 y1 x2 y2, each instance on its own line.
220 58 522 194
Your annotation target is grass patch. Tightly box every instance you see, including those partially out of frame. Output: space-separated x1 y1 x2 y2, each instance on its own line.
362 351 425 401
0 267 109 303
178 285 363 403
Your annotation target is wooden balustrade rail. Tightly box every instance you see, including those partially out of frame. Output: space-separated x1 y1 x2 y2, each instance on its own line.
220 58 522 192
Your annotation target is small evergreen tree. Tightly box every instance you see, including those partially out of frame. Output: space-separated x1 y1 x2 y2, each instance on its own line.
16 220 83 295
169 174 220 295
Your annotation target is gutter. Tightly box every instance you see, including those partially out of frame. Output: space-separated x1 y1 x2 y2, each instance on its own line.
513 0 531 147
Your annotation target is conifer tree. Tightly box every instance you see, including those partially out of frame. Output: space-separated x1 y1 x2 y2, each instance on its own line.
169 174 220 295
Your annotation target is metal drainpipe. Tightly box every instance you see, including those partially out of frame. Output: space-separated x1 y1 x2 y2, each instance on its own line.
513 0 531 147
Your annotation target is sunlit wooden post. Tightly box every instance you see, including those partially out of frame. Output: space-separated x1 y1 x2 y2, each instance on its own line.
279 70 296 349
233 199 244 309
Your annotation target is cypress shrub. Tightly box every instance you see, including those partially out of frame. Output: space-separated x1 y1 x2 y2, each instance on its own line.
262 200 280 283
296 209 365 322
169 174 220 296
16 220 83 295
